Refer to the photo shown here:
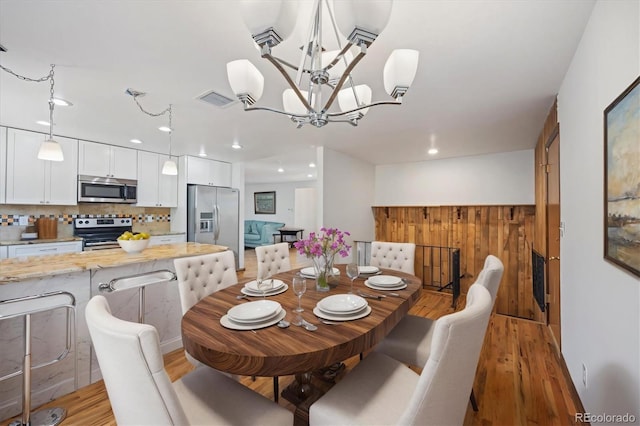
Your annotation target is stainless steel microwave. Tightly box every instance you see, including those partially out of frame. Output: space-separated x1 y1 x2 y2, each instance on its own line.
78 175 137 203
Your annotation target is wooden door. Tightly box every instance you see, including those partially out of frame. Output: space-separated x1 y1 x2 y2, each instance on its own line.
546 132 561 348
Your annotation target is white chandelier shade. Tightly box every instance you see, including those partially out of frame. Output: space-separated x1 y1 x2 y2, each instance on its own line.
333 0 393 42
37 137 64 161
227 59 265 105
228 0 420 128
161 159 178 175
383 49 420 98
338 84 372 116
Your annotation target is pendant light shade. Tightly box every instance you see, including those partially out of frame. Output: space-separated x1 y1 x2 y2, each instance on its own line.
161 158 178 175
383 49 420 98
338 84 372 116
37 137 64 161
283 88 314 115
333 0 393 41
227 60 265 105
240 0 298 43
321 49 354 82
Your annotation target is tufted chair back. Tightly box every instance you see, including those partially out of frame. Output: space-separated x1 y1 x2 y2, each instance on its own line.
369 241 416 274
255 243 291 280
477 254 504 303
174 251 238 315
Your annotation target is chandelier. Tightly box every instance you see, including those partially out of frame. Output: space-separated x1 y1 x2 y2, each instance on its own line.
226 0 419 128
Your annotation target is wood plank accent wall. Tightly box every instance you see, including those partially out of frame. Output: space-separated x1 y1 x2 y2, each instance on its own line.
373 205 544 321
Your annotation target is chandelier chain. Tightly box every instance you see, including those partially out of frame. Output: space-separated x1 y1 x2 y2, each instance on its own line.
0 63 54 83
132 94 171 117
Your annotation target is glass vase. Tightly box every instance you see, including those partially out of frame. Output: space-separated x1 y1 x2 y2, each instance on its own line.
312 256 334 292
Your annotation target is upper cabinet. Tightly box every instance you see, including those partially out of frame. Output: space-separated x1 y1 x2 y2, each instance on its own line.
136 151 178 207
186 156 232 187
6 128 78 205
79 140 137 180
0 127 6 204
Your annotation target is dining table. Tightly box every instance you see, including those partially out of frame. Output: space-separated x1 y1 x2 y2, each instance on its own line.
181 264 422 423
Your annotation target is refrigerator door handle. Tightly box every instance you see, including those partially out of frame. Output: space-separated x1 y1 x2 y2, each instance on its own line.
214 204 220 242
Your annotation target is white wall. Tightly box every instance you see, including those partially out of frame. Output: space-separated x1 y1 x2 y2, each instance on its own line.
558 0 639 421
374 149 534 205
321 147 376 263
245 181 316 226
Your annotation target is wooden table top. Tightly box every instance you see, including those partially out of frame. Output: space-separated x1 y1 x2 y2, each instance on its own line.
181 266 421 377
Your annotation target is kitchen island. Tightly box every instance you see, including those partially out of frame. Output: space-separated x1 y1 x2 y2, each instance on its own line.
0 242 227 421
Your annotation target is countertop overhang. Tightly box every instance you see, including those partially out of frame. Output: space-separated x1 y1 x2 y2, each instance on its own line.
0 242 227 284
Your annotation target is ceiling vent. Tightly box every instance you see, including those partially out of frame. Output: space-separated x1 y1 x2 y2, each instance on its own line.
197 90 236 108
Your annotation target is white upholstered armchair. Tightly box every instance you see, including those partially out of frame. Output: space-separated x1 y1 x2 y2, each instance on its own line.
86 295 292 426
369 241 416 274
255 242 291 280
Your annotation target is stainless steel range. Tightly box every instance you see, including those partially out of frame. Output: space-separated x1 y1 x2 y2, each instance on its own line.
74 218 132 251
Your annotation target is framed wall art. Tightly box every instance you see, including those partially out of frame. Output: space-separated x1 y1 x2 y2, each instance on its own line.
604 76 640 277
254 191 276 214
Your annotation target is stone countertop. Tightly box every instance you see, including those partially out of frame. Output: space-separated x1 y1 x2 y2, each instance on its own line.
0 237 84 246
0 242 228 284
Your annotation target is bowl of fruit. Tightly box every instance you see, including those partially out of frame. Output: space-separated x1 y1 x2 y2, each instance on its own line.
117 231 150 253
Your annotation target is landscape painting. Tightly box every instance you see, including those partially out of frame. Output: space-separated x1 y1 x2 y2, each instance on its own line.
604 76 640 277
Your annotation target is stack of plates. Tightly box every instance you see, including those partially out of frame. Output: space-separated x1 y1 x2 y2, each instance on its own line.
240 279 288 297
364 275 407 291
313 294 371 321
221 300 286 330
300 267 341 279
358 265 380 276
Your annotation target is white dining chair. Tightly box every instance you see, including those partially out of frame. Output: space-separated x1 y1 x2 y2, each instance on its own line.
309 284 493 426
85 295 293 426
369 241 416 274
174 251 238 368
374 254 504 411
255 242 291 280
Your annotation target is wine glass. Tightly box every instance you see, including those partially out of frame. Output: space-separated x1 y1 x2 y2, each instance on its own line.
292 275 307 326
346 263 359 293
257 276 274 299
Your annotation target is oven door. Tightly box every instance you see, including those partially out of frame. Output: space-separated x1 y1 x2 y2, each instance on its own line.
78 175 137 203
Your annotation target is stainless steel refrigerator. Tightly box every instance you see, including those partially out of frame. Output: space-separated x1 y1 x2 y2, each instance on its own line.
187 185 240 269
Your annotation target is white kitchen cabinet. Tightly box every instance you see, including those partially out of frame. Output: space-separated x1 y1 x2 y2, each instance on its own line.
149 234 186 246
79 140 137 180
0 127 6 204
6 128 78 205
0 246 7 259
7 241 83 258
186 156 232 187
136 151 178 207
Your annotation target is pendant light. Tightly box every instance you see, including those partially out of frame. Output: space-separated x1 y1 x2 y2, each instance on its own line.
37 64 64 161
161 105 178 175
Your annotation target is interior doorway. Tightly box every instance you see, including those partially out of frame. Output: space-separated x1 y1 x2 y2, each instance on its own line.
546 129 561 349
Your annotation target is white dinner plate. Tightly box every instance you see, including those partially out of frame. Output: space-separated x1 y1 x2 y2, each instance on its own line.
365 280 408 291
313 305 372 321
317 294 367 314
221 309 287 330
300 267 340 278
358 266 380 274
227 300 281 322
227 307 282 324
367 275 402 287
244 279 285 292
316 303 368 317
241 284 289 297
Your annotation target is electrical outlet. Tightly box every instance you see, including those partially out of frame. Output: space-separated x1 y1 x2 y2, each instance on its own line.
582 363 587 387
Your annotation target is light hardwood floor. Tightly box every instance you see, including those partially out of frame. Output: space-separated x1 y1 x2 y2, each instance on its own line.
3 248 586 425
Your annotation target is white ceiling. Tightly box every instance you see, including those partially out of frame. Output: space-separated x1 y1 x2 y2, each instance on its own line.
0 0 595 184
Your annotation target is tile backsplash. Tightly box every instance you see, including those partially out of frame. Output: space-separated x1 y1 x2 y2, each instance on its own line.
0 204 172 241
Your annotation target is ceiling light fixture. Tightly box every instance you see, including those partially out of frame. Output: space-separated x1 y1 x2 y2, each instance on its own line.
309 162 316 168
126 89 178 175
0 63 65 161
36 120 50 126
227 0 419 128
232 142 243 149
198 152 208 157
278 167 284 173
428 148 438 155
51 97 72 107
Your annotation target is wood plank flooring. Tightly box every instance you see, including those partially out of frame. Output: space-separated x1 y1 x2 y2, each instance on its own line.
2 249 585 425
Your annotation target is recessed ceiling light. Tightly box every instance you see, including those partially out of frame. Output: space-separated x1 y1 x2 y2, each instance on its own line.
36 120 50 126
130 139 142 144
428 148 438 155
307 174 313 178
277 167 284 173
232 142 242 149
198 152 207 157
52 98 73 107
308 162 316 168
158 126 172 132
